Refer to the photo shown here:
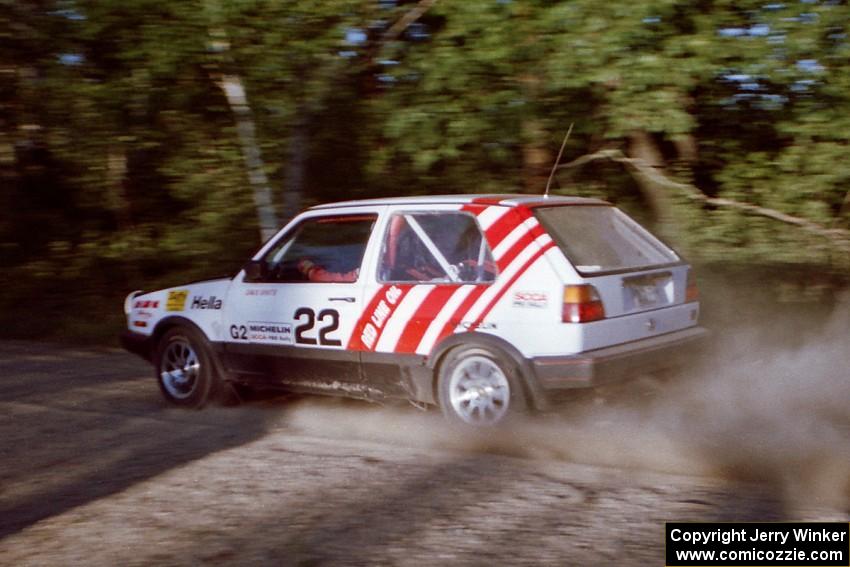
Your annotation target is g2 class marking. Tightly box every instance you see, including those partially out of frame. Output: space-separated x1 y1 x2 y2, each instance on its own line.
230 322 294 343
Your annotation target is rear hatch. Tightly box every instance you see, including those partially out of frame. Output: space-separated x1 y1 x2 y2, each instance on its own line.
535 205 698 350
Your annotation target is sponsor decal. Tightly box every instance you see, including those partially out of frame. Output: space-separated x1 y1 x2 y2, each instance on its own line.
230 322 293 343
512 291 548 308
132 320 148 328
133 300 160 309
166 290 189 312
135 310 154 320
348 284 410 351
361 285 404 349
191 295 223 310
245 288 277 297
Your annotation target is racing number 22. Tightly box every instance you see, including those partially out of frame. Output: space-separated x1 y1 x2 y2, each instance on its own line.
294 308 341 346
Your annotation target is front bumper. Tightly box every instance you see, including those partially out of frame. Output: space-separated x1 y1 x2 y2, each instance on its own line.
120 329 154 361
532 326 708 390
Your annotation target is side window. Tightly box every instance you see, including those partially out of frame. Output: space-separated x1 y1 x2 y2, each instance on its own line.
378 212 497 284
261 214 376 283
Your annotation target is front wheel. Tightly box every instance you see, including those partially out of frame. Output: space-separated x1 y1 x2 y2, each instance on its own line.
437 345 526 427
155 327 221 408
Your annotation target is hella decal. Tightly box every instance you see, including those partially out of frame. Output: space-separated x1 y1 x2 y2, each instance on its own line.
191 296 223 310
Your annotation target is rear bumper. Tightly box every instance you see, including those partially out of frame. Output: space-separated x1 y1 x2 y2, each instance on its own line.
120 329 153 361
531 326 708 390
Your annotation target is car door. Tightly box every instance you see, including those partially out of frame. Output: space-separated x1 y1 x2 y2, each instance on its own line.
221 208 382 393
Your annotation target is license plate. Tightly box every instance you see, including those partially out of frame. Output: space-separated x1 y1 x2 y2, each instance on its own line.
631 282 659 307
624 271 672 310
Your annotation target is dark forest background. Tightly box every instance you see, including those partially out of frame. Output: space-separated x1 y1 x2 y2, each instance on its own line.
2 0 848 342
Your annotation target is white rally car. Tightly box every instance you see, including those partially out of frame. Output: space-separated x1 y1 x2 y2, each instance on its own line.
121 195 706 425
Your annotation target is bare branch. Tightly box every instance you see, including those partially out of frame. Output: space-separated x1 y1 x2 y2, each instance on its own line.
557 149 850 248
382 0 439 43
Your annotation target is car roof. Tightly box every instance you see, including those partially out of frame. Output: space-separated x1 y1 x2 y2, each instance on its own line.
309 194 610 210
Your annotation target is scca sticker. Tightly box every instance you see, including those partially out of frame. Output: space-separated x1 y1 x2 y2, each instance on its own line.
166 290 189 312
513 291 548 309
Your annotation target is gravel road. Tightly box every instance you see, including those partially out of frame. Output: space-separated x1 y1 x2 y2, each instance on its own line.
0 339 846 566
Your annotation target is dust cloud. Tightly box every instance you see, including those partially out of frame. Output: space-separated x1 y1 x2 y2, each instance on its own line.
282 293 850 509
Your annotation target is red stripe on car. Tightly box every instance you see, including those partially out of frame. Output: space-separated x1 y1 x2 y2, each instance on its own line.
394 285 459 353
470 196 507 206
347 284 412 351
430 285 489 345
484 209 523 248
471 242 556 329
495 223 548 271
424 205 530 348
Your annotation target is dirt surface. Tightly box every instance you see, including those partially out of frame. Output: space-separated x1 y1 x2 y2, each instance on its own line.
0 339 847 566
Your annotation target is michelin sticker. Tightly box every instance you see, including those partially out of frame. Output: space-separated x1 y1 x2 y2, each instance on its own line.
230 322 293 344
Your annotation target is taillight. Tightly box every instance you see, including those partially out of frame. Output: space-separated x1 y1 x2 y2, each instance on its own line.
562 285 605 323
686 269 699 303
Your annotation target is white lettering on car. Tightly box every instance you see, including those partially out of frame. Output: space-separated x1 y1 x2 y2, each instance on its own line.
371 300 391 329
361 323 379 349
386 285 402 305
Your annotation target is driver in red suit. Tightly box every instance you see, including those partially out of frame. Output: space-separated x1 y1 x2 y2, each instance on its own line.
297 259 359 283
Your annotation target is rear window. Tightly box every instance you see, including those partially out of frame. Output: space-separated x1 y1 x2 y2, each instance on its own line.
535 205 679 274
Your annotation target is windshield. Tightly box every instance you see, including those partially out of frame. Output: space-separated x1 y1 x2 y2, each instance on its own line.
534 205 679 274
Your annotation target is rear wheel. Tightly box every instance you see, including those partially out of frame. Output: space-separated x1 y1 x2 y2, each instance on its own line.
155 327 221 408
437 345 525 427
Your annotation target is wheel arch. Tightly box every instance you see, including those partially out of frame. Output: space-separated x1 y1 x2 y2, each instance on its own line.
427 332 549 411
152 316 208 345
152 316 230 382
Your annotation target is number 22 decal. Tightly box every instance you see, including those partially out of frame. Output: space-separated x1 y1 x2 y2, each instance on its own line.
294 308 342 346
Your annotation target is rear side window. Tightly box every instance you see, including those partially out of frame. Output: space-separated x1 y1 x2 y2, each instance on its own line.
261 215 377 283
378 212 496 283
535 206 678 274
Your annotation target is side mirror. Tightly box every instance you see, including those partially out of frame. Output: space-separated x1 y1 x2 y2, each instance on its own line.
243 260 267 283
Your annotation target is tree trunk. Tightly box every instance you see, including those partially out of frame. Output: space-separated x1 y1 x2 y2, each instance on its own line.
282 109 308 227
521 116 551 194
672 134 698 165
627 130 672 228
106 144 131 231
518 70 550 194
217 74 279 242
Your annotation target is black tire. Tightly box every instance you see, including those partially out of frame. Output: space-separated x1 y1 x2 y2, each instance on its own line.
437 345 526 427
154 326 222 408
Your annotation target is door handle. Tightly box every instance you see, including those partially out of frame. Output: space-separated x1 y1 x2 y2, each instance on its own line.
329 297 356 303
